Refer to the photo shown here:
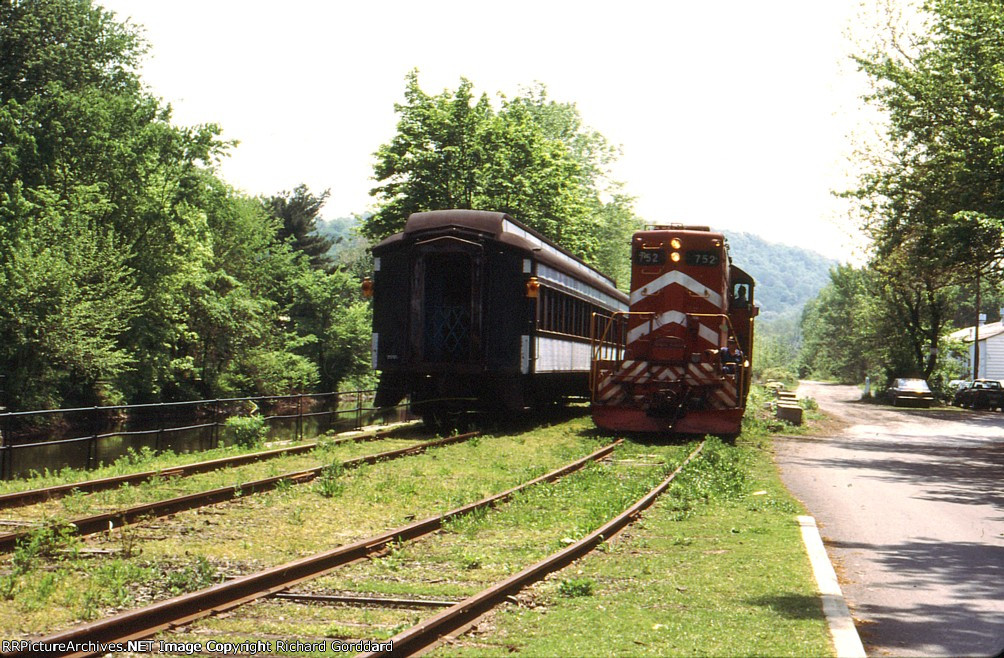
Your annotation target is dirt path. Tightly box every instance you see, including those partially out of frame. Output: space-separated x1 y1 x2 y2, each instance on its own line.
774 381 1003 657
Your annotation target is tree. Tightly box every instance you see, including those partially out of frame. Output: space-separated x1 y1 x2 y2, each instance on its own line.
852 0 1004 287
263 184 334 270
843 0 1004 381
365 71 640 285
0 0 362 408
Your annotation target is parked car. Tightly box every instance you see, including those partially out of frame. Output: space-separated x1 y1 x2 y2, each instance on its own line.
888 378 936 408
952 379 1004 410
952 381 973 406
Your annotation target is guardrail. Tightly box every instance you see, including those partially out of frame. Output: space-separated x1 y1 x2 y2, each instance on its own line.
0 391 411 480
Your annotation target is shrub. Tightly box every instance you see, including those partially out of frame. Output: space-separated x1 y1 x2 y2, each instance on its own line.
225 414 267 448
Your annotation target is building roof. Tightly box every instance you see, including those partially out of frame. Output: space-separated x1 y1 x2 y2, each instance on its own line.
948 322 1004 343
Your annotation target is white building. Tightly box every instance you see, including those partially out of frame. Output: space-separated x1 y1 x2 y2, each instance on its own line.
948 317 1004 380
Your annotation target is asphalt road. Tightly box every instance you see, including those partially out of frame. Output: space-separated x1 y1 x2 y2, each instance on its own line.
775 381 1004 657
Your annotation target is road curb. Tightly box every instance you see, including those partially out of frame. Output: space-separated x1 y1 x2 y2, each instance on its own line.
797 515 867 658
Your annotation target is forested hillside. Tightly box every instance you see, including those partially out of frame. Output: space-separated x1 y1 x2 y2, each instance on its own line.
724 232 835 322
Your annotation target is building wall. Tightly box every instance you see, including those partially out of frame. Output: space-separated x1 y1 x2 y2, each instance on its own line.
966 335 1004 380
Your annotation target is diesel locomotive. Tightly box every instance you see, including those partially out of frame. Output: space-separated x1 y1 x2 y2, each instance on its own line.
590 225 757 436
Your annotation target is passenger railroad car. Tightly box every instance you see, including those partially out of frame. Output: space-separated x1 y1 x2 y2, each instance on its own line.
370 210 628 426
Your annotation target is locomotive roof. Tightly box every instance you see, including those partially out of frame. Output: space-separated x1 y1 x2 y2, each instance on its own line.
375 209 627 302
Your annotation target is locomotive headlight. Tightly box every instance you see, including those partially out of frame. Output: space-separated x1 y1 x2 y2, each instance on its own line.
670 251 681 263
670 238 682 249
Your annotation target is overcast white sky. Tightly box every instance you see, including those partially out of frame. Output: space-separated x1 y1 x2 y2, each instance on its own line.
99 0 879 261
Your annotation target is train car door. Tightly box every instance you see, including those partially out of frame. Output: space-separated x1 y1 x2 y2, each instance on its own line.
411 238 483 366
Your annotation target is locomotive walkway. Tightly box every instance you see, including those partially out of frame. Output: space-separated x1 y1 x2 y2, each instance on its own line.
775 381 1004 658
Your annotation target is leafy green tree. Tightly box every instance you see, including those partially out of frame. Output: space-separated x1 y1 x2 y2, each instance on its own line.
365 71 640 285
0 0 359 408
852 0 1004 308
0 185 139 407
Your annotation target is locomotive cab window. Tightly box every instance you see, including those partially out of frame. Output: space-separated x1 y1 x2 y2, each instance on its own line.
732 283 750 308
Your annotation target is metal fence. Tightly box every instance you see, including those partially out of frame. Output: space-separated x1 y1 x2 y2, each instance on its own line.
0 391 411 480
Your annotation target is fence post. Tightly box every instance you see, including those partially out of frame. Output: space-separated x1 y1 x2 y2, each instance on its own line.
89 406 99 470
356 391 362 430
297 393 303 441
155 402 164 452
213 399 220 449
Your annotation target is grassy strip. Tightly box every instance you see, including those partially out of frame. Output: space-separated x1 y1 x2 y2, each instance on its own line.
426 392 834 657
156 440 692 652
0 416 604 637
0 436 427 523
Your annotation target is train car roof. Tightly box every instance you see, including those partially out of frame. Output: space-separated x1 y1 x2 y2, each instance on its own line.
374 209 628 304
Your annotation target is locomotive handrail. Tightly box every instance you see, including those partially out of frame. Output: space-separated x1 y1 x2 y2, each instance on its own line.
589 310 749 404
685 312 750 403
589 311 651 400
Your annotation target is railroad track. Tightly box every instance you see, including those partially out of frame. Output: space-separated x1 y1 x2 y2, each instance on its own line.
0 431 479 553
3 441 623 658
0 425 417 510
364 441 705 656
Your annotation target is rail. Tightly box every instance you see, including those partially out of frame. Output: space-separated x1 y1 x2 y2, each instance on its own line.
363 440 705 656
5 441 623 658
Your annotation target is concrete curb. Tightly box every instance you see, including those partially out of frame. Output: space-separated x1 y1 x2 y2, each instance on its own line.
797 515 867 658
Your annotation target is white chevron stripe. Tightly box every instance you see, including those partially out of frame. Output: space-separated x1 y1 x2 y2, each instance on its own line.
626 313 721 348
600 385 623 402
698 323 720 347
629 270 724 308
625 310 687 345
714 388 735 406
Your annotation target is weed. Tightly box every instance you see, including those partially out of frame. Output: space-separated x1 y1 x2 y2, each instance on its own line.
0 574 17 600
274 477 293 495
81 589 102 621
460 551 482 570
165 556 217 594
558 578 595 597
315 463 345 498
289 507 304 525
60 488 89 515
12 520 79 574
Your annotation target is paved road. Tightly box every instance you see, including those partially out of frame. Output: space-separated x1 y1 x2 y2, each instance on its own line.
775 382 1003 657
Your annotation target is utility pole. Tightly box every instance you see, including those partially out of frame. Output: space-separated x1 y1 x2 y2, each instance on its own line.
974 270 981 380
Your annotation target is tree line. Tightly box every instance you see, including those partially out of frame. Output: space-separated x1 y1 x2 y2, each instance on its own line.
0 0 640 411
800 0 1004 389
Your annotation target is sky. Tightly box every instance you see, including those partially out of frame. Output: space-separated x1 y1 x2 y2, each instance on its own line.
98 0 881 261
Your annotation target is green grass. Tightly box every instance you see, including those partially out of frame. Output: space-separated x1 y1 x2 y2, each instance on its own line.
0 402 835 656
0 414 607 636
434 436 832 657
0 421 420 497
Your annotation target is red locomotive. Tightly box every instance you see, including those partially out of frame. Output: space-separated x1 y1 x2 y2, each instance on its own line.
590 225 757 436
